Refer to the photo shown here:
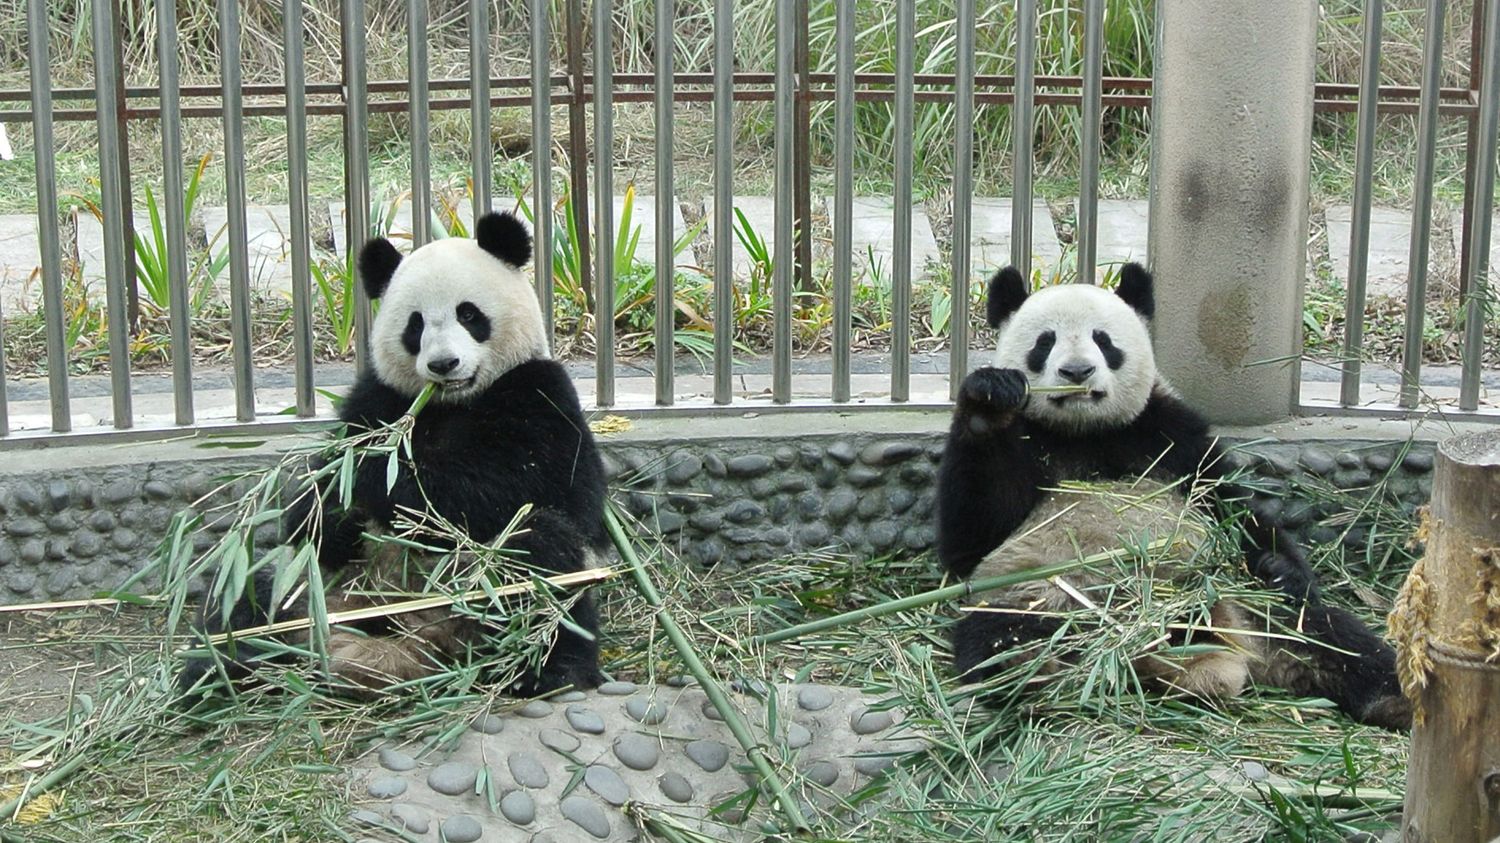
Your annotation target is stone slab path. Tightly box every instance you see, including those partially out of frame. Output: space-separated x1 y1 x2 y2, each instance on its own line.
1094 198 1150 275
346 681 923 842
824 196 943 286
200 204 304 296
702 195 777 281
968 197 1063 282
1324 204 1450 300
0 214 41 314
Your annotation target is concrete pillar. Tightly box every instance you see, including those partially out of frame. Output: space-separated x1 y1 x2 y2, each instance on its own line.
1147 0 1317 424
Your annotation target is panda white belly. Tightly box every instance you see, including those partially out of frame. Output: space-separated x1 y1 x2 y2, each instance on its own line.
964 478 1263 699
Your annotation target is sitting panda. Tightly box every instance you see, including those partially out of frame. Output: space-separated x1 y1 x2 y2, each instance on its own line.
180 212 606 698
936 263 1410 730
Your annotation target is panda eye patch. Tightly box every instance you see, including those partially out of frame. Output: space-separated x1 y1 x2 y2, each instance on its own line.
1093 329 1125 370
401 312 424 356
456 302 479 323
1025 330 1056 373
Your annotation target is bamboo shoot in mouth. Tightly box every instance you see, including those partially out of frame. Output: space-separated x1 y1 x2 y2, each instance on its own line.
1026 384 1091 395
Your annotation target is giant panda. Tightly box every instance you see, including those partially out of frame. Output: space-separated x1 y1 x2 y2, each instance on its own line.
180 212 606 698
936 263 1410 730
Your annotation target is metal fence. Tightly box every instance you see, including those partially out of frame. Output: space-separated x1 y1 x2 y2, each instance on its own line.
0 0 1497 448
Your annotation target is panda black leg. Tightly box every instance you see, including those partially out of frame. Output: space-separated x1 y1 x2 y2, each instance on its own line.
503 509 605 695
952 610 1067 684
177 564 298 696
1253 601 1410 731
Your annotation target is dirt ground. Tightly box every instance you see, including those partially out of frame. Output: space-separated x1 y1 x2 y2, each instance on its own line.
0 607 164 725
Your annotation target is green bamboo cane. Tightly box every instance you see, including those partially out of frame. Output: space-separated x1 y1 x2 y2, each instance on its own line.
604 504 810 834
752 539 1173 646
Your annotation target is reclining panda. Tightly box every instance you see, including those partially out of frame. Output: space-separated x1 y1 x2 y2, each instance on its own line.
180 212 606 698
936 263 1410 730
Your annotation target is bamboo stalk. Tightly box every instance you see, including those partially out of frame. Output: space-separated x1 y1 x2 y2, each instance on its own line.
0 595 163 614
603 504 810 834
0 752 87 828
752 540 1172 646
199 566 619 645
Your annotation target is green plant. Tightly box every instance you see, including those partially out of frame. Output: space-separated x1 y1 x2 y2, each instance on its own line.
312 254 358 356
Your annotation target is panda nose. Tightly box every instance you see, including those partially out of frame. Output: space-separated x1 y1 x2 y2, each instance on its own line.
428 357 461 376
1058 363 1095 384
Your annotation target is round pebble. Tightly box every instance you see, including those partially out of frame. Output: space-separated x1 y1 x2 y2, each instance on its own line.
427 761 479 795
804 760 840 787
539 727 580 753
659 771 694 803
785 722 813 749
625 697 669 725
730 678 769 697
598 681 639 696
700 699 726 721
560 795 611 839
389 803 429 834
1242 760 1269 782
851 707 895 735
855 753 896 776
508 752 550 788
471 714 505 735
797 685 834 711
378 747 417 772
365 776 407 799
613 733 661 770
710 789 747 823
349 809 383 827
584 764 630 805
565 705 606 734
666 675 693 687
555 690 588 703
686 739 730 772
500 789 537 825
441 814 484 843
518 700 554 718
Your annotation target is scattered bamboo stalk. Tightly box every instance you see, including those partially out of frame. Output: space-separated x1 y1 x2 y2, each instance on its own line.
604 504 810 834
0 595 164 614
0 752 87 830
752 540 1174 647
200 566 619 645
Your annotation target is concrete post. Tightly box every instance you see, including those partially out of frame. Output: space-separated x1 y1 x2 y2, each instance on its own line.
1147 1 1317 424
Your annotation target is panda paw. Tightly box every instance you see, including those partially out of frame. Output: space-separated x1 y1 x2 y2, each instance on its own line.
959 367 1029 422
1251 550 1320 603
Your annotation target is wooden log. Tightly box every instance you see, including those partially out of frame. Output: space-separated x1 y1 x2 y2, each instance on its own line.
1394 430 1500 842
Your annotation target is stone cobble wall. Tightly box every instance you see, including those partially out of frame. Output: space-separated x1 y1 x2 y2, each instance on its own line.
0 433 1436 604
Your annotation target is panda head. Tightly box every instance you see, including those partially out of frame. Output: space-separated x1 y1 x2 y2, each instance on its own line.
359 212 545 404
986 263 1158 432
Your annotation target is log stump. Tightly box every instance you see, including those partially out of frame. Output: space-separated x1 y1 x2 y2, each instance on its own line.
1392 430 1500 841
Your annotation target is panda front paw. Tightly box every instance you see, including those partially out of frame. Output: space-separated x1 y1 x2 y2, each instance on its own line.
958 368 1029 430
1252 550 1320 603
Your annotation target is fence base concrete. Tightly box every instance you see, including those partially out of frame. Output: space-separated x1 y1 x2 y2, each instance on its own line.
0 412 1467 604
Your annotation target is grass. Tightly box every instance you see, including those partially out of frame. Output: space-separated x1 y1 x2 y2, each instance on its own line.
0 429 1421 841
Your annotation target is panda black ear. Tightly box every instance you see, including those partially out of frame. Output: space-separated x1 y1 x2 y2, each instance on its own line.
475 211 533 269
358 238 403 300
985 266 1028 328
1115 262 1155 319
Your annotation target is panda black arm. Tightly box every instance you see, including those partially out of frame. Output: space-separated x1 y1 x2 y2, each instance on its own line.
1131 389 1320 602
937 368 1049 579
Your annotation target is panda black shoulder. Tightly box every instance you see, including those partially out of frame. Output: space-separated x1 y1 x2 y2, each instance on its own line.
336 372 415 428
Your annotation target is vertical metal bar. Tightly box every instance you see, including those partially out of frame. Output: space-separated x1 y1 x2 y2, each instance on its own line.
772 0 795 403
1011 0 1037 278
285 0 315 418
1457 0 1487 319
950 0 975 401
108 0 139 330
565 0 594 318
713 0 736 405
343 0 372 375
1076 0 1104 283
532 0 554 338
158 0 194 426
1459 0 1500 410
832 0 854 404
1400 0 1448 409
220 0 255 422
1340 0 1383 407
409 1 431 248
471 0 492 221
595 0 616 407
891 0 914 403
92 0 133 429
794 0 813 294
654 0 675 405
28 0 70 432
